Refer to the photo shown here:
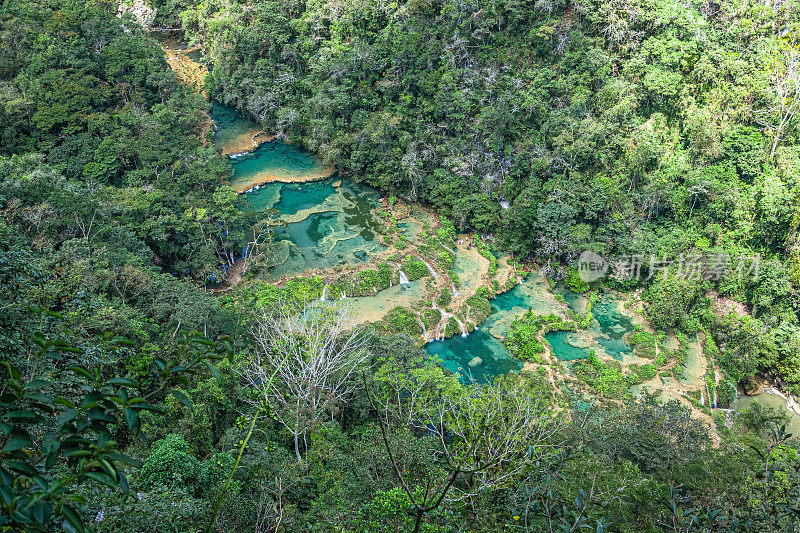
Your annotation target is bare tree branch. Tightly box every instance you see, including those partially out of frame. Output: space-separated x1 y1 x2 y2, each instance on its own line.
238 299 371 462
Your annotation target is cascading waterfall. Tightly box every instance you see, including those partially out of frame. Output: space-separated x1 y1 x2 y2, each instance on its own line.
320 284 328 302
420 259 440 279
440 242 456 255
431 298 468 338
399 271 410 285
452 283 460 297
700 389 705 406
417 316 431 342
705 380 711 408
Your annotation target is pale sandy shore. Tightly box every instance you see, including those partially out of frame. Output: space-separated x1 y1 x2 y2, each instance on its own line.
232 167 334 194
221 132 276 157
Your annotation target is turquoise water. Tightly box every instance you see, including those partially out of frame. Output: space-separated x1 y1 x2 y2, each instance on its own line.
545 331 593 361
240 179 384 278
589 296 634 360
210 97 384 279
552 285 586 312
425 282 638 383
246 180 337 215
210 101 246 131
424 277 557 384
210 101 328 187
544 295 635 362
210 101 261 154
231 140 328 189
426 329 523 385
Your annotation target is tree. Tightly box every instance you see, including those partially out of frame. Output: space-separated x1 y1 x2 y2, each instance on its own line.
0 310 231 532
757 38 800 159
239 300 370 462
368 360 562 532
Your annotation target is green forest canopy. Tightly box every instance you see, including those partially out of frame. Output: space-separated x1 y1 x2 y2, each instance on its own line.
1 0 800 531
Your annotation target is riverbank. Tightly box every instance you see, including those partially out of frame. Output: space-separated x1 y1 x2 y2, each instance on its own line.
233 165 333 193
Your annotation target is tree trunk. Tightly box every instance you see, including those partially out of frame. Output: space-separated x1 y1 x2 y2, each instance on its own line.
293 431 302 463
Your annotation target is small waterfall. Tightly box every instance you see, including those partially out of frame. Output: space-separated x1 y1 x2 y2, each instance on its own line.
724 409 734 429
705 379 712 409
320 284 328 302
399 271 410 285
420 259 440 279
440 243 456 255
700 390 705 406
431 298 467 337
417 316 431 342
340 290 347 300
452 283 460 297
713 380 718 409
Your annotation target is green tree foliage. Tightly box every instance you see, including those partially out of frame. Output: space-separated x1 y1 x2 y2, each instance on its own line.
5 0 800 530
139 434 201 490
171 0 800 392
0 311 230 532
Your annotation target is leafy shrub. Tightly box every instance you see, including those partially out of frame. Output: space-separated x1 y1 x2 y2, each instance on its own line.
565 267 590 293
139 434 200 491
505 311 576 361
437 215 456 243
629 363 657 383
465 292 491 324
575 353 629 398
437 287 452 307
402 258 429 281
476 242 498 276
424 308 442 330
444 316 461 337
378 306 423 336
450 270 460 288
438 249 454 270
629 326 658 359
357 263 393 293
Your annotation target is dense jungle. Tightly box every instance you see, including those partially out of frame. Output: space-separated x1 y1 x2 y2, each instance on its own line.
3 0 800 531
